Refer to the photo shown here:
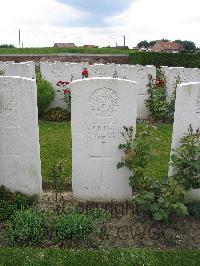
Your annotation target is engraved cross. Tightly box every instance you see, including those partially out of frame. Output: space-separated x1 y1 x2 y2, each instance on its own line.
89 141 112 184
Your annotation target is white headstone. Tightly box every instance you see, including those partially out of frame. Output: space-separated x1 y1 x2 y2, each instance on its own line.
113 64 130 79
89 64 115 78
71 62 90 81
40 61 71 108
0 62 35 79
0 76 42 196
161 67 190 98
169 82 200 202
71 78 138 201
129 65 156 119
161 67 200 98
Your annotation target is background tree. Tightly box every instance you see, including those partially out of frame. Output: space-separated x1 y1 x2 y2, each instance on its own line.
161 39 170 42
0 44 15 48
182 41 196 51
137 40 149 48
149 40 157 47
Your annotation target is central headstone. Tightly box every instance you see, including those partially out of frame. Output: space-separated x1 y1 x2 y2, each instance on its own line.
71 78 138 201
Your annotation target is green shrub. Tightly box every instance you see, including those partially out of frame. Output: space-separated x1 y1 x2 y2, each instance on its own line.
133 176 187 222
4 208 46 246
187 202 200 220
42 107 70 122
146 68 181 121
87 208 111 223
36 72 54 118
117 126 188 222
146 69 168 121
129 52 200 68
53 212 93 242
0 186 37 222
171 126 200 191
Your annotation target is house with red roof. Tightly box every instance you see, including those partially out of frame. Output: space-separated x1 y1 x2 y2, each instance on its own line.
151 41 184 53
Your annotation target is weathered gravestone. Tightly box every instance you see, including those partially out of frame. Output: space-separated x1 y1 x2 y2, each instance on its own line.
40 61 71 108
71 78 138 201
129 65 156 119
0 62 35 79
0 76 42 196
113 64 130 79
71 62 90 81
169 82 200 202
89 64 115 78
161 66 200 98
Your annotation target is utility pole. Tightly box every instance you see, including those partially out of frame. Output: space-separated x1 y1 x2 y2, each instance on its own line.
19 29 21 48
124 35 126 49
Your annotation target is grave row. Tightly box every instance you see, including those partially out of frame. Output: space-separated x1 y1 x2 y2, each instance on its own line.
0 67 199 202
40 62 200 119
1 61 200 120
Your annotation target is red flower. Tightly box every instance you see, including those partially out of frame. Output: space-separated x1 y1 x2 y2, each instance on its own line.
56 81 63 86
63 89 71 94
56 81 70 86
155 79 165 87
82 68 88 77
63 81 70 86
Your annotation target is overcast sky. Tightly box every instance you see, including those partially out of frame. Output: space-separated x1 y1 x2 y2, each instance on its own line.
0 0 200 48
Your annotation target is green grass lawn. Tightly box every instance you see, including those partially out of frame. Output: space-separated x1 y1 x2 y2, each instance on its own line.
39 121 173 186
0 47 136 55
0 248 200 266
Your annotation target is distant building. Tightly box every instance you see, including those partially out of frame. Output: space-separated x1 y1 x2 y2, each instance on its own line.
54 43 76 48
151 41 184 53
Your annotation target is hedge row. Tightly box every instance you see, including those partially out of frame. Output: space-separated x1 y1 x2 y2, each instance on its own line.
129 52 200 68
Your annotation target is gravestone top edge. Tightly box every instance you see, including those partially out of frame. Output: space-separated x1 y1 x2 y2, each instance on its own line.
0 76 35 82
71 77 137 85
177 82 200 87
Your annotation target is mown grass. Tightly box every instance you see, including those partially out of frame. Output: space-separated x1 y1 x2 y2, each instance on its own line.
39 121 72 186
0 47 136 55
39 122 172 186
137 123 173 179
0 248 200 266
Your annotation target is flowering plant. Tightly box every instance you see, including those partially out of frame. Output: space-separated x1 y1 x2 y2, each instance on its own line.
82 68 89 78
56 80 71 112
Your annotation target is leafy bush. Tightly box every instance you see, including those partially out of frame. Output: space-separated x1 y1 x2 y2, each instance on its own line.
53 212 93 242
50 161 67 202
36 72 54 118
187 202 200 220
42 107 70 122
146 68 181 121
171 126 200 191
117 126 188 222
0 186 37 222
129 52 200 68
4 208 46 246
133 176 187 222
146 69 168 121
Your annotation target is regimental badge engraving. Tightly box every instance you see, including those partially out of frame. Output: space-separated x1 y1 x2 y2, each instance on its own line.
89 88 119 117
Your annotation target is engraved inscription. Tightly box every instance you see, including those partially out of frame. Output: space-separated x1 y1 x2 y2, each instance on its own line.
85 121 123 140
195 96 200 114
0 85 16 114
89 88 119 117
94 67 107 77
52 68 64 79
